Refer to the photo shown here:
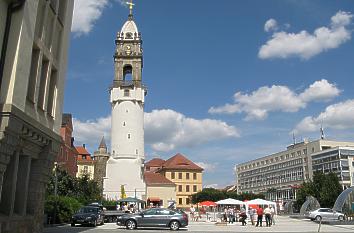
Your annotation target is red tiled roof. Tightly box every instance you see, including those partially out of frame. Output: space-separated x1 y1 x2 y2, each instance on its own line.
145 158 165 168
77 155 93 161
76 146 90 155
144 172 175 185
161 153 203 171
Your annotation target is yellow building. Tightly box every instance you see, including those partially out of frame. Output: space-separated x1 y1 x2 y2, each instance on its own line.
146 154 203 208
76 146 95 180
144 172 176 208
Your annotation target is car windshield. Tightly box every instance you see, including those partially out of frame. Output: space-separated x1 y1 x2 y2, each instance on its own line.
78 207 98 214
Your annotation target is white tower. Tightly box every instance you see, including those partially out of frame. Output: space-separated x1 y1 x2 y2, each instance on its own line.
103 11 147 200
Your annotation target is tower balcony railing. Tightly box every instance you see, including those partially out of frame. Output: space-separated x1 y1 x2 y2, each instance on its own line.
110 80 147 91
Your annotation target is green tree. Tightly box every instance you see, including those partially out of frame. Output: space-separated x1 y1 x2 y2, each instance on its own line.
295 172 342 210
191 188 265 204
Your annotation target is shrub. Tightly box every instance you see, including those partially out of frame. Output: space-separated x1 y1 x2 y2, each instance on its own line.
45 195 82 224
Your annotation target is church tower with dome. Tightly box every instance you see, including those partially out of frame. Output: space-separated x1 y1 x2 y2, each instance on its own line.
103 4 147 200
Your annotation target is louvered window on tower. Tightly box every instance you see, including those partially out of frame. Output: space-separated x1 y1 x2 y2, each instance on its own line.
124 89 130 97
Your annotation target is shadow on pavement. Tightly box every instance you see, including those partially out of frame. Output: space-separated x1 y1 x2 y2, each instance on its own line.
44 225 100 233
116 226 188 231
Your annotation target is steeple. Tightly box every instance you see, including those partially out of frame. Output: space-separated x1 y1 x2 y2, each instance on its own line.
99 136 107 149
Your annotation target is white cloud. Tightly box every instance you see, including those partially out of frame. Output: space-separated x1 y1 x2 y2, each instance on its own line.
73 116 111 149
264 18 278 32
145 109 239 152
195 162 217 172
294 99 354 134
299 79 341 102
73 109 239 152
209 79 340 121
72 0 109 36
259 11 353 59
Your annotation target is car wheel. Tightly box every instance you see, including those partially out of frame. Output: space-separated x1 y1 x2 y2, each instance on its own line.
126 220 136 230
92 220 97 227
71 223 75 227
169 220 180 231
315 216 322 221
338 216 344 221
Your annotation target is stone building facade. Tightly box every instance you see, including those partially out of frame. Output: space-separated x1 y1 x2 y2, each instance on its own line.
0 0 73 232
93 137 109 191
56 113 78 176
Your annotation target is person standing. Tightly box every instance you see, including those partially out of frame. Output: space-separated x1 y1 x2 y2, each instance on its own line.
270 205 276 225
264 205 272 227
190 205 195 221
248 207 255 225
228 207 234 224
256 205 263 227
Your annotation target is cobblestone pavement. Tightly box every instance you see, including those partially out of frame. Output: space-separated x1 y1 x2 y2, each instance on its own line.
43 216 354 232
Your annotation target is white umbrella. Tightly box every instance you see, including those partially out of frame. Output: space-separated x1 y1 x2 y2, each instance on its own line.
216 198 245 205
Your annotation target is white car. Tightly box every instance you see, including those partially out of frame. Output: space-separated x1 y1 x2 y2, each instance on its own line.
308 208 345 221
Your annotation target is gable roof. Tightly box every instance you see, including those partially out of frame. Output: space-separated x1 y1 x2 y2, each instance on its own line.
161 153 203 171
144 172 175 186
145 158 165 168
76 146 90 156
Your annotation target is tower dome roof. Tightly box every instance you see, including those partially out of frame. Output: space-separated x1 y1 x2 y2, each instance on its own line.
120 18 139 40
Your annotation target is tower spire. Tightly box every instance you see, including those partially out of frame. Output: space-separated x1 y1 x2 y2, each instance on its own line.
126 0 135 18
99 136 107 149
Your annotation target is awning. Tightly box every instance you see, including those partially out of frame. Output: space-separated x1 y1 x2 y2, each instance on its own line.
148 197 161 202
117 197 145 203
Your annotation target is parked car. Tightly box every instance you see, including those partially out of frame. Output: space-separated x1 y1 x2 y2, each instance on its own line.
308 208 345 221
117 208 188 231
71 206 105 227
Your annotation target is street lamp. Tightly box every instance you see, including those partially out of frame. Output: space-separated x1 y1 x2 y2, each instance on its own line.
53 162 58 224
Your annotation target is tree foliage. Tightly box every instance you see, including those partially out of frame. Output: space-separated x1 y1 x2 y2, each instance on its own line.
46 169 102 205
295 172 342 210
191 188 265 204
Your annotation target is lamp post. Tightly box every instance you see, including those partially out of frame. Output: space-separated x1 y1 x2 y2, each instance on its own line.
53 162 58 224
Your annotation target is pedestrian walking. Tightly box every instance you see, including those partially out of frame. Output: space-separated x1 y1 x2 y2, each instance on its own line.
270 205 276 225
223 208 228 222
228 207 234 224
240 208 247 226
255 205 263 227
264 205 272 227
248 207 255 225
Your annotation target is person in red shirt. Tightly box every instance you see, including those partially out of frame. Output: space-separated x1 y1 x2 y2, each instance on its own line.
256 206 263 227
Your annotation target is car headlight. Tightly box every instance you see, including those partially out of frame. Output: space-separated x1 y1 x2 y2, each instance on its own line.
86 216 92 220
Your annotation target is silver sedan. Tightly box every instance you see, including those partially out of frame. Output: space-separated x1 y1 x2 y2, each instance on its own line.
309 208 345 221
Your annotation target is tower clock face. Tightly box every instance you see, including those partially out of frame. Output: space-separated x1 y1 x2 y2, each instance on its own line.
125 45 132 55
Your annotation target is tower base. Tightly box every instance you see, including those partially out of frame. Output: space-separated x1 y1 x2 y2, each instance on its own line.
103 158 146 200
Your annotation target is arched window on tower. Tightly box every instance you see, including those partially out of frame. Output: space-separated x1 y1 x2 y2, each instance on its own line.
123 65 133 82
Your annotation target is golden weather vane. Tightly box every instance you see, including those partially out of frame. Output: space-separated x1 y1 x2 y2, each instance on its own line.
126 0 135 15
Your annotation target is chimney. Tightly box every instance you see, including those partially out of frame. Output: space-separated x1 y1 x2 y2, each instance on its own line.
83 144 86 148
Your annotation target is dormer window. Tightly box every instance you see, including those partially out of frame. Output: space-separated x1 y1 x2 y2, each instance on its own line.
82 155 86 160
126 32 133 39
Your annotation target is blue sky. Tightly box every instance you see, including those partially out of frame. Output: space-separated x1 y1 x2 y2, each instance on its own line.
66 0 354 188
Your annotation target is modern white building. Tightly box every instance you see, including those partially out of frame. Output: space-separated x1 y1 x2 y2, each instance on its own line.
0 0 73 232
235 139 354 201
103 12 147 200
312 147 354 189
